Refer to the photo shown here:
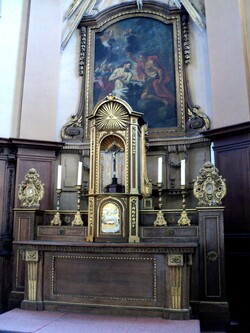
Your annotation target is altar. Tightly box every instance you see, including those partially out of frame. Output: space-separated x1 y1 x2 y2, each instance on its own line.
15 239 196 320
10 92 229 324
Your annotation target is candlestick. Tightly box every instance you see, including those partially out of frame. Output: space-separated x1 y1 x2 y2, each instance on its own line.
158 157 163 183
177 185 191 226
77 161 83 186
180 159 185 186
72 185 83 226
50 189 62 225
154 182 167 226
57 165 62 190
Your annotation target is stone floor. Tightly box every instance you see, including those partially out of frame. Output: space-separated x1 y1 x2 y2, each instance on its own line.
0 308 201 333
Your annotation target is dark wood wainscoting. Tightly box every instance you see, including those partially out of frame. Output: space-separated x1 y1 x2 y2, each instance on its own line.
0 138 63 312
203 122 250 325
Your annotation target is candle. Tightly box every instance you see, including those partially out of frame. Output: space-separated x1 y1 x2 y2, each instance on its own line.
210 142 215 165
57 165 62 190
180 159 185 186
158 157 163 183
77 161 83 186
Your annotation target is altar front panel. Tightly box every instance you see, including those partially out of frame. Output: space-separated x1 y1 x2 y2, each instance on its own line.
43 252 164 307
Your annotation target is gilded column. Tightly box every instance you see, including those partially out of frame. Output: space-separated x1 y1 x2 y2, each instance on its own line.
168 254 183 310
25 250 39 301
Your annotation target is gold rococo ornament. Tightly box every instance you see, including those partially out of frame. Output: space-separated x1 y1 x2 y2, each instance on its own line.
18 168 45 208
193 161 226 206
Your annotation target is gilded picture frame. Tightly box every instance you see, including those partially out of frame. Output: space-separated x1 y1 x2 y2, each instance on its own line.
83 4 186 138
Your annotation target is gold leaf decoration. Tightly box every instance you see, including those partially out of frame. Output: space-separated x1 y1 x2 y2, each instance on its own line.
95 101 129 131
193 162 226 206
18 168 45 208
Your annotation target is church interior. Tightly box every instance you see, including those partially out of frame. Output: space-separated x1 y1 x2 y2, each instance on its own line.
0 1 250 332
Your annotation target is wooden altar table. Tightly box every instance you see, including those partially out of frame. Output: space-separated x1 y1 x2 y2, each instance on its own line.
14 241 197 320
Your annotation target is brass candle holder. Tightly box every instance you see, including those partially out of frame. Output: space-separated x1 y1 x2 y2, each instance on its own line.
154 182 167 226
72 185 83 226
50 189 62 225
177 185 191 226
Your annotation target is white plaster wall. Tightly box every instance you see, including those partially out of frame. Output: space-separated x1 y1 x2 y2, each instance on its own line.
56 0 82 141
19 0 63 141
205 0 250 128
243 0 250 111
187 20 212 121
0 0 28 138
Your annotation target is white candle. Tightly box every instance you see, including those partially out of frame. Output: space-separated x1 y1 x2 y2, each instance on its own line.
180 159 185 186
210 142 215 165
77 161 83 185
158 157 163 183
57 165 62 190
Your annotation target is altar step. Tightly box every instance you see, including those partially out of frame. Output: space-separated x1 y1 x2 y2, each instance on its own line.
0 308 201 333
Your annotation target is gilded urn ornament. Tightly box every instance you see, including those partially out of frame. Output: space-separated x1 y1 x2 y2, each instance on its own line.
193 162 226 206
18 168 45 208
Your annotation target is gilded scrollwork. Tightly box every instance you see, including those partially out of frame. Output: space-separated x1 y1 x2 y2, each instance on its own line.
182 14 190 65
193 161 226 206
61 114 83 140
187 106 211 131
79 25 86 76
18 168 44 208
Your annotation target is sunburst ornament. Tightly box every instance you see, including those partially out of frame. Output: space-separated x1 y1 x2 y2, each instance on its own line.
95 101 129 131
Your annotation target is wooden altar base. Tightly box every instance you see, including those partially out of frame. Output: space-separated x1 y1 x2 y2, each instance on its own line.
14 241 197 320
0 308 201 333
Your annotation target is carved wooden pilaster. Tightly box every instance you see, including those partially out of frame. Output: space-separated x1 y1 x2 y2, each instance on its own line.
25 250 39 301
21 248 44 311
128 196 139 243
168 254 183 309
9 209 44 309
164 252 192 319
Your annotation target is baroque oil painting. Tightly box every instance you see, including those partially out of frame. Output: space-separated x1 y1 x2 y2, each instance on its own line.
93 17 177 129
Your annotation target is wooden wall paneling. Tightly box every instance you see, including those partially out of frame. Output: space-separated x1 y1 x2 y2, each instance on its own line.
9 210 44 309
214 131 250 322
215 144 250 234
0 139 16 313
203 122 250 233
203 122 250 324
197 207 229 327
12 139 64 211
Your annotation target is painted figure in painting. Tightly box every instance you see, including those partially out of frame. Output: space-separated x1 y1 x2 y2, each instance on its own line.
94 17 177 128
108 61 133 98
127 52 176 124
